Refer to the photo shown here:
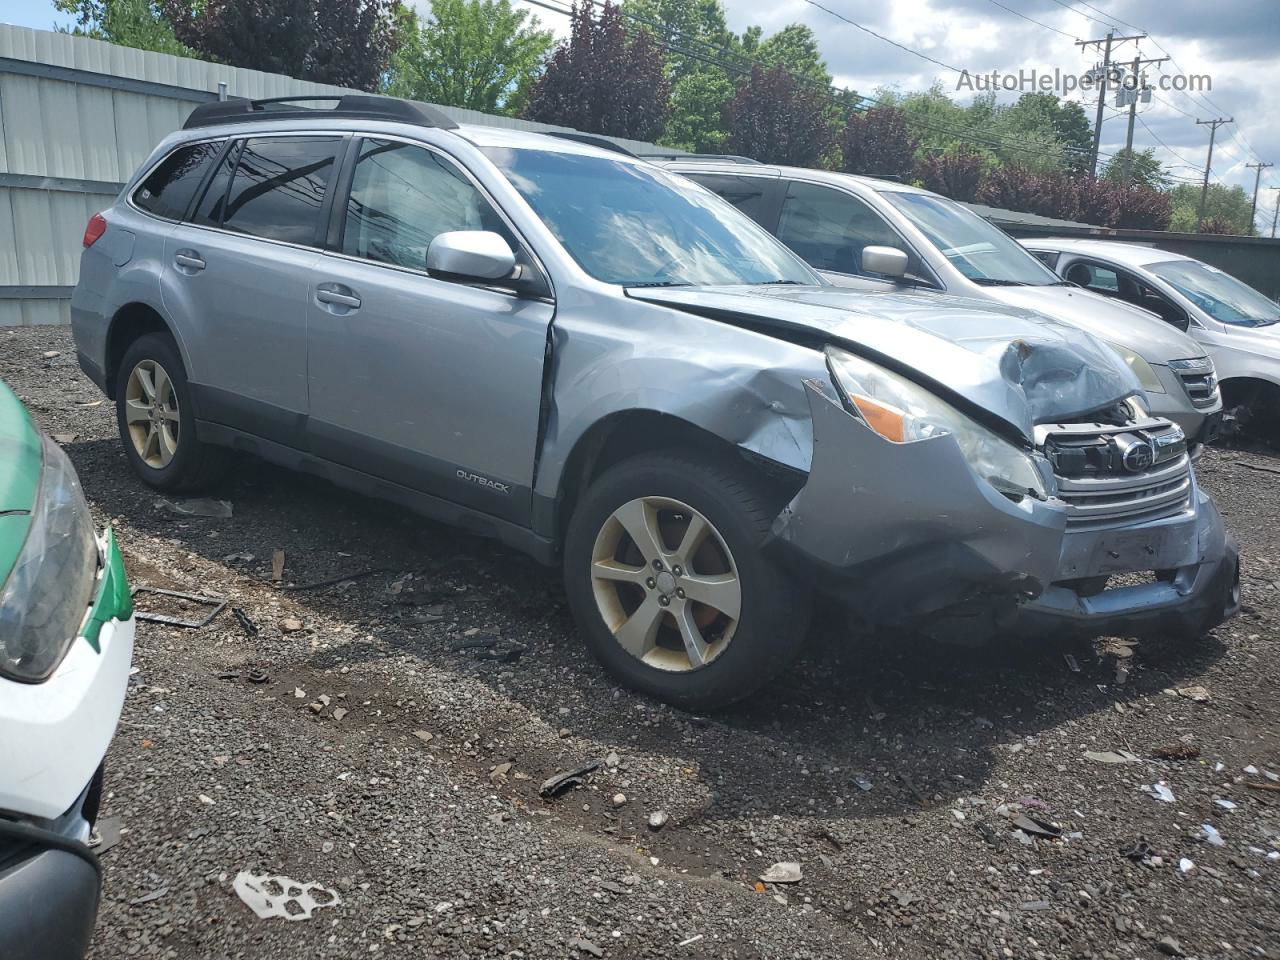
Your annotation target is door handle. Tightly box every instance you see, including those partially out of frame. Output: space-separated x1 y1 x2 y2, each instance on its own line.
316 284 361 310
174 251 205 272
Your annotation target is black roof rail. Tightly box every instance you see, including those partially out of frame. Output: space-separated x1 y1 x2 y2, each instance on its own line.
636 152 763 165
183 95 460 131
540 132 638 158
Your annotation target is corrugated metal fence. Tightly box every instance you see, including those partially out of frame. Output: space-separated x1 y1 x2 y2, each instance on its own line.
0 24 670 325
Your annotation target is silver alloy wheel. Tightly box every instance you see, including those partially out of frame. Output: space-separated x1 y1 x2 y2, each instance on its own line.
124 359 180 469
590 496 742 672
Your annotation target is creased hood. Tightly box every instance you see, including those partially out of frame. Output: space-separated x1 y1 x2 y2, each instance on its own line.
985 285 1206 362
627 285 1142 440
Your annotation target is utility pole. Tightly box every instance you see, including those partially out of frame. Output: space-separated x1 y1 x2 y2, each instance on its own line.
1117 54 1168 186
1077 31 1145 176
1270 187 1280 239
1196 117 1233 229
1246 161 1274 235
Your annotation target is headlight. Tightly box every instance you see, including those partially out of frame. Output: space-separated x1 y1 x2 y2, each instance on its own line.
1103 340 1165 394
826 346 1047 500
0 435 99 683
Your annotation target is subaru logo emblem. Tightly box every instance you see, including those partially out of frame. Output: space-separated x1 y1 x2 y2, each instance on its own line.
1122 441 1155 473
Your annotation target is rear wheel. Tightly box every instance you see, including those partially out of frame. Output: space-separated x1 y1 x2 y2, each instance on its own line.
114 333 231 492
564 451 810 710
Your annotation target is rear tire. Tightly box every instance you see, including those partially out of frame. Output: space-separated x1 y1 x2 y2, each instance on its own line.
114 332 231 493
563 450 810 710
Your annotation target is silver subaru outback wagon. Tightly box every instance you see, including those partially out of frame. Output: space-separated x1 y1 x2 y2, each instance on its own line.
72 95 1239 709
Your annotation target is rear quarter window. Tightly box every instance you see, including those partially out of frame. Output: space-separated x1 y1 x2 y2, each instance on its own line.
133 141 223 221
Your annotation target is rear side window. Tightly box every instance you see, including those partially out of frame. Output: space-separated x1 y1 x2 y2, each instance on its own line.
342 138 514 269
219 136 343 245
685 174 774 227
133 141 221 220
778 181 925 279
191 141 240 227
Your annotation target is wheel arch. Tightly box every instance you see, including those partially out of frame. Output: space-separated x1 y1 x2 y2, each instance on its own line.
548 409 806 544
103 301 184 400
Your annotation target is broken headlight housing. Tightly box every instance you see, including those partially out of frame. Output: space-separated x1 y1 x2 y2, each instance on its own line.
826 346 1047 501
0 434 99 683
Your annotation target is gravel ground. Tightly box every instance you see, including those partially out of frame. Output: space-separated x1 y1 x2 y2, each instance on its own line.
4 323 1280 960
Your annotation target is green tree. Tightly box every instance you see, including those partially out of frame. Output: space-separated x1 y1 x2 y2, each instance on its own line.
754 24 830 94
1005 93 1092 172
623 0 736 152
383 0 551 114
54 0 192 56
1102 148 1170 190
1167 182 1254 234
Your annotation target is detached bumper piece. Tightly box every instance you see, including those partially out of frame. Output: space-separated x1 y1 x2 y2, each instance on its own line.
0 818 101 960
772 382 1239 643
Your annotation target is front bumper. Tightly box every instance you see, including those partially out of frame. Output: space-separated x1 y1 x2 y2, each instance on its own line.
770 383 1239 642
0 531 134 821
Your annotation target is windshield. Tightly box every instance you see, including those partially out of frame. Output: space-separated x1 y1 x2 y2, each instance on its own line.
1148 260 1280 327
482 147 818 287
880 191 1061 286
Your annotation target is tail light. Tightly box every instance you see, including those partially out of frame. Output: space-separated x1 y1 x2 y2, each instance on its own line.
83 212 107 248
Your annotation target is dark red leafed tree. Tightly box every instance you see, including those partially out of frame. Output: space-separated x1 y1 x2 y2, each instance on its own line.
975 163 1042 214
913 147 983 202
522 1 670 142
723 65 833 166
1115 185 1173 230
165 0 400 91
839 106 918 180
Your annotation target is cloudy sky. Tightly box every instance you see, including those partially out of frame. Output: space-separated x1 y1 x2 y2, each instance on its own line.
4 0 1277 231
516 0 1280 232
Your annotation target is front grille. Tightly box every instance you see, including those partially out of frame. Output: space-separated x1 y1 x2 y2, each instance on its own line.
1171 357 1219 408
1040 419 1193 530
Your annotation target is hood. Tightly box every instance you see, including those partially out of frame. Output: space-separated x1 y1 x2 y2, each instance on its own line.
985 285 1206 362
1220 322 1280 359
628 285 1141 440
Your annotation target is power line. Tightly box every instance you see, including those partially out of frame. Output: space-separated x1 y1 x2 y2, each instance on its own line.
800 0 965 75
524 0 1117 168
981 0 1079 41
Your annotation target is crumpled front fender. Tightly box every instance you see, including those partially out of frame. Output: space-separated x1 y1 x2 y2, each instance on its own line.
769 380 1067 622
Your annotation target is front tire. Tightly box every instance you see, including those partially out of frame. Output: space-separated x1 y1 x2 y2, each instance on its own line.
114 332 231 493
563 451 810 710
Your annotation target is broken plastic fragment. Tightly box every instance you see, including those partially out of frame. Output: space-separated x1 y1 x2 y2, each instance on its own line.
760 862 802 884
1201 824 1224 847
232 871 340 921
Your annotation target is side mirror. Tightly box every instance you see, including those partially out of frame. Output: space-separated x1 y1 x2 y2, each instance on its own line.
426 231 516 281
862 245 909 279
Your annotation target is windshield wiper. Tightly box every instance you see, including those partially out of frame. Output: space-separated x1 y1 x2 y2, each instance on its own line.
756 279 804 285
971 278 1029 287
625 281 694 288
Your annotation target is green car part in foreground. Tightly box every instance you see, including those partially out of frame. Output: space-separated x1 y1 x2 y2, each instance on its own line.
0 377 135 960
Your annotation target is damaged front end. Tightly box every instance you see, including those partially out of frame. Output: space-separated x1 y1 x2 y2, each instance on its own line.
771 341 1240 645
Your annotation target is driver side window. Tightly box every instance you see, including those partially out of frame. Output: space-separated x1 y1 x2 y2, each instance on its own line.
777 181 924 280
342 139 515 270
